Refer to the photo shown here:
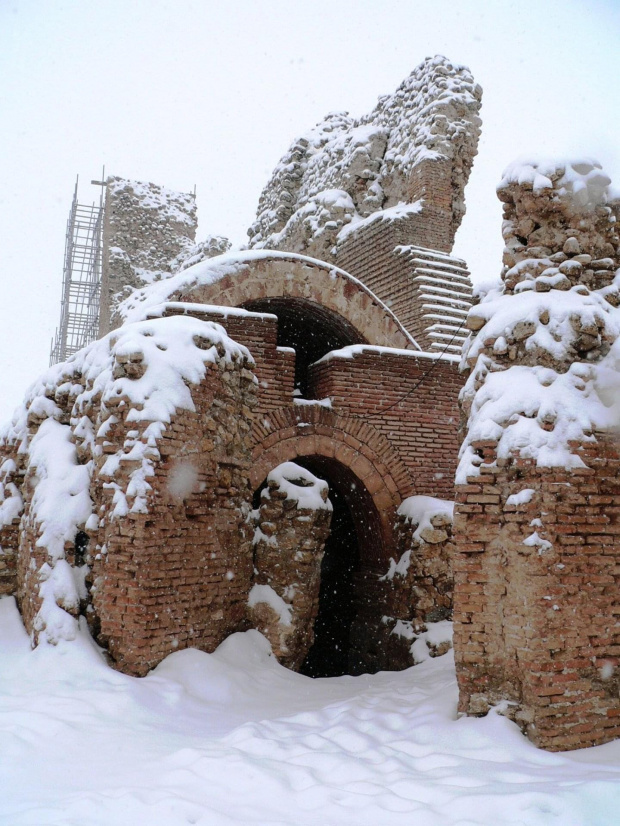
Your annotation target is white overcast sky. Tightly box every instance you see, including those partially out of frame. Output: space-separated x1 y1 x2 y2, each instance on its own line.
0 0 619 424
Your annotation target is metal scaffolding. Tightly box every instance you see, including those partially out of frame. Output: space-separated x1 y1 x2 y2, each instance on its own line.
49 177 104 365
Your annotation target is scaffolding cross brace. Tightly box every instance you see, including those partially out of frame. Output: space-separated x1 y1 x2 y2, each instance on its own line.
49 176 104 365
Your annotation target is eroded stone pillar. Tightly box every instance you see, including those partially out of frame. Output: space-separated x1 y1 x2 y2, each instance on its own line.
248 462 332 670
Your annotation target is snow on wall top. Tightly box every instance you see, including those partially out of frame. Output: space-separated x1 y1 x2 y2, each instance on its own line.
115 248 420 350
247 55 482 256
458 157 620 483
102 178 230 330
0 315 252 643
263 462 332 512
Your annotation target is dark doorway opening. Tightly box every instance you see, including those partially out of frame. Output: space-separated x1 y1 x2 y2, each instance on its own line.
291 455 385 678
242 297 366 397
300 482 360 678
253 455 388 678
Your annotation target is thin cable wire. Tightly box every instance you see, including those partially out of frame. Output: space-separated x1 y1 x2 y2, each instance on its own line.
358 318 466 417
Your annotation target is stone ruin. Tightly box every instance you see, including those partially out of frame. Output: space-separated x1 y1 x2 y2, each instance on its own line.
2 54 620 753
455 158 620 750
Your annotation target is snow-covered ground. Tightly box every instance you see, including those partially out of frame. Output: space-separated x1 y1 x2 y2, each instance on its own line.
1 597 620 826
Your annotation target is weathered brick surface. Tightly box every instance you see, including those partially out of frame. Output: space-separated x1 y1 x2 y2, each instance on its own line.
249 405 410 565
308 348 462 501
335 225 473 353
454 439 620 750
169 256 414 351
157 304 296 411
455 159 620 750
86 353 258 676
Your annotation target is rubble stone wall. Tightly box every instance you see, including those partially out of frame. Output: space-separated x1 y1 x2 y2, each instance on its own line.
100 177 198 335
248 55 482 259
249 463 332 670
390 502 454 625
380 500 455 670
0 444 22 596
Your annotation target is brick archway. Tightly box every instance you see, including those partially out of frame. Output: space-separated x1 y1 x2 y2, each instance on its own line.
250 405 414 675
250 406 414 568
174 253 418 351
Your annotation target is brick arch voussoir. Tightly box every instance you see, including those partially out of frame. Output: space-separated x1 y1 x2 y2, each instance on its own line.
250 407 414 513
174 255 415 350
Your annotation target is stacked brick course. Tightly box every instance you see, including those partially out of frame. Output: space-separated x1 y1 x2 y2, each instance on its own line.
308 346 462 500
86 350 257 676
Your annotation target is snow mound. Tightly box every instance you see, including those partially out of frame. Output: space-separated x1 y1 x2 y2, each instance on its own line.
2 597 620 826
264 461 332 511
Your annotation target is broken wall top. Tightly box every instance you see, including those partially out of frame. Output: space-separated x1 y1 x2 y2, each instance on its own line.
247 55 482 256
458 157 620 483
100 177 230 333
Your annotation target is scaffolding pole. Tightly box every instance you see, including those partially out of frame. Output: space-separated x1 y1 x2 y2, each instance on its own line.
49 177 104 365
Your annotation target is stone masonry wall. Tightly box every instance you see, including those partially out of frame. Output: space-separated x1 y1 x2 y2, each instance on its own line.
248 55 481 259
13 314 258 677
248 463 332 670
100 177 198 335
0 444 23 596
380 497 455 670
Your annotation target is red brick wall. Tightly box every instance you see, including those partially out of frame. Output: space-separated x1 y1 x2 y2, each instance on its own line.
86 349 258 676
308 349 463 502
454 436 620 751
334 215 471 351
160 306 295 412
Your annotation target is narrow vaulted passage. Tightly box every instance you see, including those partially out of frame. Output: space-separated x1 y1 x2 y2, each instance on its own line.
242 297 366 397
300 482 360 678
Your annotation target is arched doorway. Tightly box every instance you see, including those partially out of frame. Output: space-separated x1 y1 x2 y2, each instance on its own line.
252 453 389 677
242 297 366 397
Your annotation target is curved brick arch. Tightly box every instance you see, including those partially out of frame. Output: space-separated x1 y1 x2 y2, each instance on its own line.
250 406 414 567
174 253 418 351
